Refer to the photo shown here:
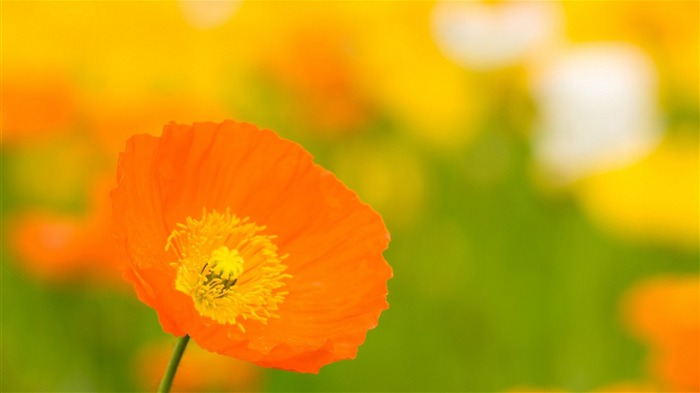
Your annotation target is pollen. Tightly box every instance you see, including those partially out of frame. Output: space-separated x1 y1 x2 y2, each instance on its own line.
165 208 291 330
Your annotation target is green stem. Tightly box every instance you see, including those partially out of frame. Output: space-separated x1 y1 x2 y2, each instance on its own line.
157 335 190 393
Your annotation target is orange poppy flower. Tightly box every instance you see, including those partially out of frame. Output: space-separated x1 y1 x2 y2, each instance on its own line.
1 72 78 145
9 210 117 283
623 276 699 392
8 177 123 285
111 120 392 373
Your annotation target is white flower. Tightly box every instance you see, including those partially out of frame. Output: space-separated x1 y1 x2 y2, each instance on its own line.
530 43 663 184
178 0 240 30
431 0 563 71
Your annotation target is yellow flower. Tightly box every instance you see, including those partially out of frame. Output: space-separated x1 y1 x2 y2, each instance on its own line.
575 134 699 249
2 1 248 102
563 1 699 101
358 1 481 148
231 1 481 146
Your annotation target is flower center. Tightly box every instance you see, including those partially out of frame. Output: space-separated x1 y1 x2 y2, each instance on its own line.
165 208 291 331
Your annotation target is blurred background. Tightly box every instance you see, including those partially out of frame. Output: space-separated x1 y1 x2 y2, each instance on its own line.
2 1 698 392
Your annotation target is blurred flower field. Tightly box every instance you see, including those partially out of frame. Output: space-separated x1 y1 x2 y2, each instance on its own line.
1 1 698 392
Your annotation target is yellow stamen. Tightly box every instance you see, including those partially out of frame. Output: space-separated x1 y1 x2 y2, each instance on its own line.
165 208 291 330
